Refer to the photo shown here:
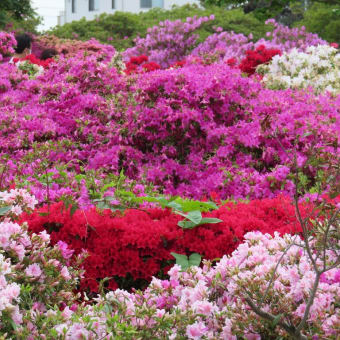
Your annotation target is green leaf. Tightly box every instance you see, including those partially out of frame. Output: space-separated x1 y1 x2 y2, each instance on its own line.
272 314 283 327
101 181 116 193
70 204 78 217
74 174 86 183
188 253 201 267
166 200 183 211
177 220 196 229
177 216 222 229
199 217 222 225
171 252 202 270
186 210 202 224
170 252 189 270
175 210 202 224
0 206 11 216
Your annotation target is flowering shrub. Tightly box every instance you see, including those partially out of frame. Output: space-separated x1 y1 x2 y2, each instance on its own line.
33 35 115 60
14 54 55 68
0 50 339 205
123 15 214 68
258 44 340 95
239 44 281 75
0 188 37 217
124 55 160 75
12 54 55 78
0 189 84 339
20 196 314 292
0 32 16 61
264 18 327 52
192 19 327 63
14 231 336 339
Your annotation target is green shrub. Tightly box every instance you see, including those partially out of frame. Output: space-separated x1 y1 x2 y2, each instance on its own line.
295 3 340 43
49 5 268 51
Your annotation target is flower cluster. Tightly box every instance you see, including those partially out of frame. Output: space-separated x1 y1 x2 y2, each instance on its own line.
0 49 338 204
124 55 160 75
265 18 327 52
97 232 339 339
0 191 84 339
0 188 37 218
0 31 16 61
258 44 340 95
239 44 281 75
33 35 116 60
123 15 214 68
14 53 55 68
36 231 338 339
192 19 327 63
20 196 314 292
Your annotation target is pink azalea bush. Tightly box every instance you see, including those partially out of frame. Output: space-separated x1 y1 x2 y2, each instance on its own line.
8 230 337 339
0 190 84 339
0 31 16 62
0 53 338 206
123 15 215 68
96 231 339 339
192 19 327 63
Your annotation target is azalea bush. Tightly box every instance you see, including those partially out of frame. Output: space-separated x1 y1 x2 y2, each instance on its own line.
0 189 84 339
0 23 339 205
258 44 340 95
20 195 314 292
0 31 16 61
192 19 326 62
123 15 214 68
7 230 338 339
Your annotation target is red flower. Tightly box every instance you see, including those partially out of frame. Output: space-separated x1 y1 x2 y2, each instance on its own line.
226 57 237 67
142 62 161 72
171 60 186 68
239 45 281 75
20 196 313 293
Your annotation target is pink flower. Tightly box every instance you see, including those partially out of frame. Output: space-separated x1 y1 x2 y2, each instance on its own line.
57 241 74 260
60 266 71 280
186 321 208 339
61 306 73 320
39 230 50 242
25 263 42 277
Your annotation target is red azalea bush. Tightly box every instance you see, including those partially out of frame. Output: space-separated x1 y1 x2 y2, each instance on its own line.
13 54 54 68
239 45 281 75
125 55 160 75
20 196 312 293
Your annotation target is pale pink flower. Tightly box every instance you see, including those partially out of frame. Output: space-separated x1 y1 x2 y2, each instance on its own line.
186 321 208 339
25 263 42 277
61 266 71 280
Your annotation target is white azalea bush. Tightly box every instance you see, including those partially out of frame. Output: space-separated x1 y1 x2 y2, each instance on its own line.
258 45 340 95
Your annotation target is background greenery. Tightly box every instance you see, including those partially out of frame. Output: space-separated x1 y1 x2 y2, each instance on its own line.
49 3 339 51
0 0 41 33
1 1 339 48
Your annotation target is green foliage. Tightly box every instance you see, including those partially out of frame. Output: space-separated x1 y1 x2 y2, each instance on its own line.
98 189 223 230
171 252 202 270
176 210 222 229
0 0 40 32
50 5 268 50
0 206 11 216
295 3 340 43
108 190 219 212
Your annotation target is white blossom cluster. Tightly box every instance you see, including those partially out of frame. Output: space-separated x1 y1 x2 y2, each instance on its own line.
258 45 340 95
